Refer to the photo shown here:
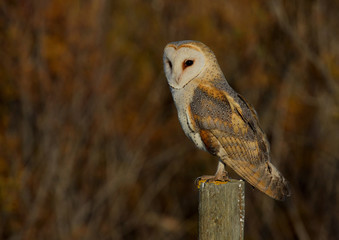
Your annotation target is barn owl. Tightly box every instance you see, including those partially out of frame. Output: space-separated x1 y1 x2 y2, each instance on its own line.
163 40 290 200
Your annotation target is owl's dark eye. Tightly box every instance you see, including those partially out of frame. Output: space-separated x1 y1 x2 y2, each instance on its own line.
167 59 172 69
184 60 194 68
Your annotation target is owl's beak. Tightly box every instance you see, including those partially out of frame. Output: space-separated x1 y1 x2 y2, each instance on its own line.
175 74 181 84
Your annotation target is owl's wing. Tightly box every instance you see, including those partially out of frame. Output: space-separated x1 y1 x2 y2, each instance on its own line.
188 83 289 200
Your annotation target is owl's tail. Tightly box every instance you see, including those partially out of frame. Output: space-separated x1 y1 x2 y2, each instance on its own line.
223 159 290 201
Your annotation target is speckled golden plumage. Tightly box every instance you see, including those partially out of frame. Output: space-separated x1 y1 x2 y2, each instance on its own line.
190 83 290 200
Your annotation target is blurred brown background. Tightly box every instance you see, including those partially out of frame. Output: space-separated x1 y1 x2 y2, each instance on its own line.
0 0 338 239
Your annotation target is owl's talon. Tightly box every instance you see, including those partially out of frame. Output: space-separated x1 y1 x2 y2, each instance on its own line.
194 177 201 186
195 174 228 185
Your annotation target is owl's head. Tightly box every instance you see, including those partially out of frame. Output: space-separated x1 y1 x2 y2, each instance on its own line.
163 40 220 89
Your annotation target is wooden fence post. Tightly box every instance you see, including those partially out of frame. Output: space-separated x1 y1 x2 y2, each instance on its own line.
198 179 245 240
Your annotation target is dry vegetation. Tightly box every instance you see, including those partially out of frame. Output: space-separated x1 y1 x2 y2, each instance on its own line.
0 0 338 239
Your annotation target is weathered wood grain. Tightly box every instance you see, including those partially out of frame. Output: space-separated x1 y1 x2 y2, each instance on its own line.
198 180 245 240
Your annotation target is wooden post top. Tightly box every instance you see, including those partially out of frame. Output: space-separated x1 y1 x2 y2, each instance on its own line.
198 179 245 240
